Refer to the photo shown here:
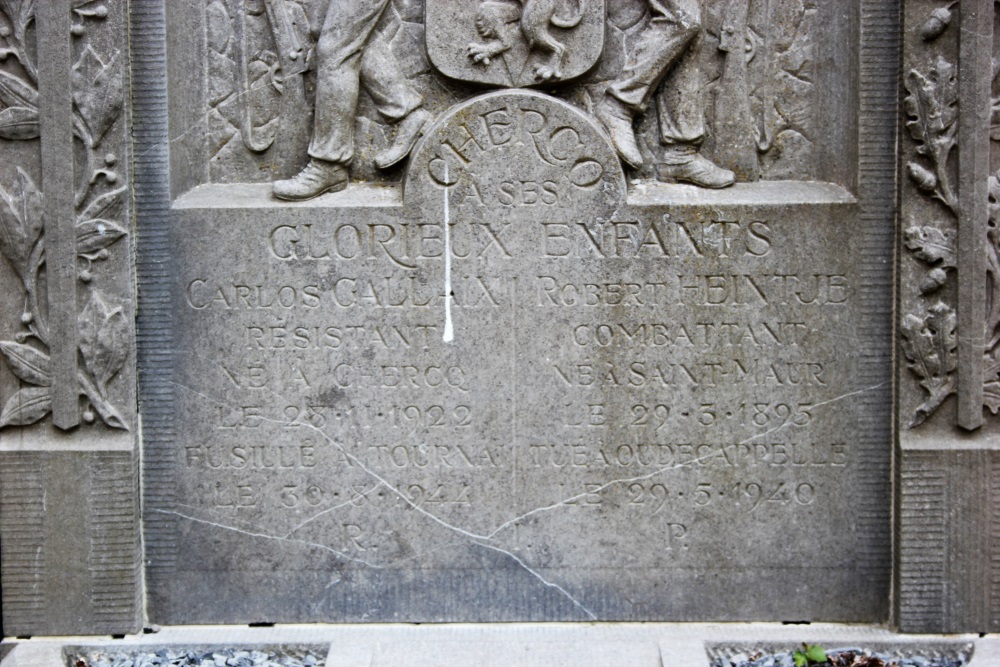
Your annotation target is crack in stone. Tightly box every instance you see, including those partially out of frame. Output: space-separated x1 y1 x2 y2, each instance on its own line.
162 359 889 611
151 508 385 568
473 542 597 620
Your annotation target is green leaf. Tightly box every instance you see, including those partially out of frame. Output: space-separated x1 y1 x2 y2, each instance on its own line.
793 651 807 667
805 645 827 663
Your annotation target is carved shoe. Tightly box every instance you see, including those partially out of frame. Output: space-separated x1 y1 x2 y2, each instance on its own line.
596 96 643 169
273 159 348 201
376 108 433 169
655 149 735 189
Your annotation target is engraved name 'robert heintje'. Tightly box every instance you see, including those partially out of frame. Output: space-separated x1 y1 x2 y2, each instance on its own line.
183 273 850 311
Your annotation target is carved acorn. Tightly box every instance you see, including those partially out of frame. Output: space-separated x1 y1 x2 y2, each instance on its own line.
920 268 949 294
921 6 953 41
907 162 937 193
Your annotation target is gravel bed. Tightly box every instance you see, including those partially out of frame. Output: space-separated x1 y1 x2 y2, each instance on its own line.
711 646 971 667
68 648 325 667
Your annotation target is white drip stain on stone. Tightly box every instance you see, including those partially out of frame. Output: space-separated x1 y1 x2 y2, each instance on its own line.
443 164 455 342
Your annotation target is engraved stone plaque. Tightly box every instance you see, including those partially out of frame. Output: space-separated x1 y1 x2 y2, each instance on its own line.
139 0 895 621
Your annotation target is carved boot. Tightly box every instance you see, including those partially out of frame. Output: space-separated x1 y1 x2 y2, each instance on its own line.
376 108 433 169
272 159 349 201
596 95 643 169
655 146 735 189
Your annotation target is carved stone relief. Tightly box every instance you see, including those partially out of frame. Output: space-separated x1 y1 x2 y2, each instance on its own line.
137 0 897 625
199 0 824 192
0 0 131 431
0 0 140 638
900 1 1000 431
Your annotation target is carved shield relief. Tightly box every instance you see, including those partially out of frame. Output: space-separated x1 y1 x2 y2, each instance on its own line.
426 0 605 87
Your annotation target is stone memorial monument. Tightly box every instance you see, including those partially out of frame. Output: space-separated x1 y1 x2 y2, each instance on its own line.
0 0 997 650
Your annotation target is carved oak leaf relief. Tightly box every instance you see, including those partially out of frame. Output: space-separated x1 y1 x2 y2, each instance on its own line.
903 225 956 295
900 303 958 428
899 6 963 428
904 56 958 213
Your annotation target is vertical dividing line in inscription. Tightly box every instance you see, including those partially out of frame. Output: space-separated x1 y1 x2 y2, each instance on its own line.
443 165 454 342
511 276 518 498
37 0 79 429
956 0 993 430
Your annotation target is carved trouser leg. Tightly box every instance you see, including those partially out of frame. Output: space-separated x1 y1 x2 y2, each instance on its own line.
654 23 705 146
605 0 702 114
360 27 423 125
308 0 421 164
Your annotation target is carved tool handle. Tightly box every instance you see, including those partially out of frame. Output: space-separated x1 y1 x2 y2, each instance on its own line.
263 0 303 65
715 0 760 180
230 0 276 153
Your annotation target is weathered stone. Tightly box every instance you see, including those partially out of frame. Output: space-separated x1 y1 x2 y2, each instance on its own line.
0 0 141 636
139 0 895 619
895 0 1000 633
15 0 1000 638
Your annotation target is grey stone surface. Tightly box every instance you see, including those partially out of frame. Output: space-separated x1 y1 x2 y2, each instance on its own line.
894 0 1000 633
0 0 141 636
0 624 993 667
17 0 1000 637
137 0 895 623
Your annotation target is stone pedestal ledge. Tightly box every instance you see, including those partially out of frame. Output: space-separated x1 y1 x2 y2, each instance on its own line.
0 623 993 667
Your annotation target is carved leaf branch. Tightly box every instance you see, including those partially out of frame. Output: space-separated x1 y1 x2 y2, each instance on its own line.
901 303 958 428
904 57 958 213
72 46 122 149
0 166 42 285
0 8 129 431
0 0 37 82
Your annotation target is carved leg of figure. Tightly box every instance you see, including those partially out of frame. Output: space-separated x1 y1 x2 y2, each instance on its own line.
597 0 702 167
653 5 733 189
273 0 391 200
359 27 433 169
